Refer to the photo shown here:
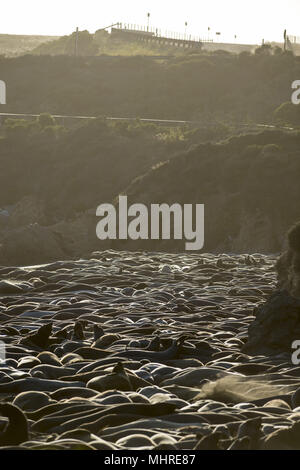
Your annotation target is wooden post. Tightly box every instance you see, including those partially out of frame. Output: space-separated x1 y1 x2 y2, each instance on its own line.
75 27 79 56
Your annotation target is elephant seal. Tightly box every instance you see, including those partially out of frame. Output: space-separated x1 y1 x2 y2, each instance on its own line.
72 322 85 341
0 377 85 393
194 432 225 450
19 323 53 349
37 352 61 367
34 402 178 435
87 362 132 392
0 403 28 446
93 325 104 342
13 391 54 412
112 337 186 362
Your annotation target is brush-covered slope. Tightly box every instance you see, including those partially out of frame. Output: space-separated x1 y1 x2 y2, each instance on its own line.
120 130 300 253
0 51 299 122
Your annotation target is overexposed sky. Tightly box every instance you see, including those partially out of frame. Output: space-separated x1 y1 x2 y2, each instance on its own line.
1 0 300 44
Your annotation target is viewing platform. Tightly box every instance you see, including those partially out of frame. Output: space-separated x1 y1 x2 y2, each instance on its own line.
111 23 211 49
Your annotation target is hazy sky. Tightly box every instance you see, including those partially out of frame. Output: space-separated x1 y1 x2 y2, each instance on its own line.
2 0 300 44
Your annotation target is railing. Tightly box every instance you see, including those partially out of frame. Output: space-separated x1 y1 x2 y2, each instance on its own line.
287 35 300 45
114 23 213 43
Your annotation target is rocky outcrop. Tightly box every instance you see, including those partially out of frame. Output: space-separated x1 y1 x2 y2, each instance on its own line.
276 222 300 299
242 290 300 355
0 223 67 266
243 222 300 355
0 211 103 267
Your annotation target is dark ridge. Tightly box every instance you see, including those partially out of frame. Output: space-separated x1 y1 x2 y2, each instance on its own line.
288 222 300 253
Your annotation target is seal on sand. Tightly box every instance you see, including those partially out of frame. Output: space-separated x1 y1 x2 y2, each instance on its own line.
13 391 54 412
113 337 186 362
87 362 132 392
93 325 104 342
0 377 85 393
0 403 29 446
72 322 85 341
19 323 53 349
34 402 178 435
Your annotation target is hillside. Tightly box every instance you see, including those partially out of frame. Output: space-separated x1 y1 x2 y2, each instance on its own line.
32 29 178 57
0 34 59 57
121 130 300 253
0 117 229 265
0 50 299 124
0 119 300 264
